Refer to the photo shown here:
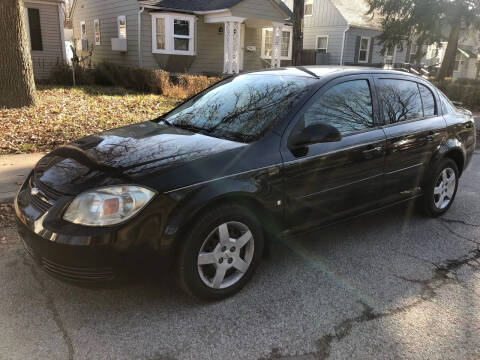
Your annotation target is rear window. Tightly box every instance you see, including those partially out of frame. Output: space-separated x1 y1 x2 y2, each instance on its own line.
419 84 436 117
377 79 423 123
438 90 456 115
163 74 316 142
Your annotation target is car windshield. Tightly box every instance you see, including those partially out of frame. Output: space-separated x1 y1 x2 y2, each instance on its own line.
162 74 316 142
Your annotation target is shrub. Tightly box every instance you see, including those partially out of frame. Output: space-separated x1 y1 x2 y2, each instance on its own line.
50 63 95 86
49 62 221 99
431 78 480 111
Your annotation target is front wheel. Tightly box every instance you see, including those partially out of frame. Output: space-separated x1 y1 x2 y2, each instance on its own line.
177 204 264 300
422 158 459 217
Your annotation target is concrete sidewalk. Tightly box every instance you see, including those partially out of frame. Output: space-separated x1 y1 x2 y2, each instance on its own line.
0 153 44 203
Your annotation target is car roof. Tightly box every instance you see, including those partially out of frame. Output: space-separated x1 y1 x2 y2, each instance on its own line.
241 66 427 82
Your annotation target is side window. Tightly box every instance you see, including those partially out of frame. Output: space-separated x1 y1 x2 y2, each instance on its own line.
303 80 375 135
419 84 436 117
377 79 423 123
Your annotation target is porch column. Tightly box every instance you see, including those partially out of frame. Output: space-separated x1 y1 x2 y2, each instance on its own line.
271 22 283 68
224 21 242 74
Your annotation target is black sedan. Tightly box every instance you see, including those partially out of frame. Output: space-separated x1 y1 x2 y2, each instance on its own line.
15 67 476 299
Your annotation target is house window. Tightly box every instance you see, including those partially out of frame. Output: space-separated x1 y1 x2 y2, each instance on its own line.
174 19 190 51
384 46 396 66
261 28 292 60
151 13 195 55
80 20 86 39
26 8 43 51
316 36 328 53
409 44 418 63
94 19 100 45
358 37 370 63
117 16 126 39
454 53 463 72
304 0 313 16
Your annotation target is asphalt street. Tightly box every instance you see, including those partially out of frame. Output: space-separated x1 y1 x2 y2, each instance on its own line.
1 150 479 360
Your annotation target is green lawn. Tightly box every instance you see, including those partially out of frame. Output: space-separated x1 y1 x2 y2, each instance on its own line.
0 86 180 154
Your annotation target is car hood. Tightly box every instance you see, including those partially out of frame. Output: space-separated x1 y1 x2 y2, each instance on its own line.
33 121 246 195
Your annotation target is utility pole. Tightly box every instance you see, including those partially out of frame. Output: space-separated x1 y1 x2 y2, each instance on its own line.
292 0 304 66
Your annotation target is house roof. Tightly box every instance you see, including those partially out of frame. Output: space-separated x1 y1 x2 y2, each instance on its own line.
141 0 292 17
330 0 383 30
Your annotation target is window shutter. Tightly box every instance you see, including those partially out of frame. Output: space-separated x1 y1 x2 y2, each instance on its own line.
28 8 43 51
405 43 411 62
368 37 374 63
353 36 361 63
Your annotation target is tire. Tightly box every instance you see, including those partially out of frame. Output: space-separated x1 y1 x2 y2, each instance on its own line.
177 204 264 300
422 158 459 217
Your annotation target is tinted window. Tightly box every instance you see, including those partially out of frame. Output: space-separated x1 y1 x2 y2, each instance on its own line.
419 84 436 117
164 74 315 143
302 80 374 135
378 79 423 123
438 90 456 114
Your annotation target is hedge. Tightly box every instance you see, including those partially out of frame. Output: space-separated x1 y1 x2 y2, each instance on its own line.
49 62 221 99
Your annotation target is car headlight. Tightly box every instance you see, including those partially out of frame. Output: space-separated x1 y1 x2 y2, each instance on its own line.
63 186 156 226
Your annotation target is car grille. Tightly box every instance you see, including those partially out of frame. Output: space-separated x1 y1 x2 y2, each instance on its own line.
41 257 115 282
26 177 63 213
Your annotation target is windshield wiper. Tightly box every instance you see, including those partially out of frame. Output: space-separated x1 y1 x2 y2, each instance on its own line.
174 123 211 134
156 117 173 127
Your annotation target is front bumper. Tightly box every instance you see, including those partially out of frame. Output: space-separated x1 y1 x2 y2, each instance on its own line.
14 175 173 283
17 218 117 282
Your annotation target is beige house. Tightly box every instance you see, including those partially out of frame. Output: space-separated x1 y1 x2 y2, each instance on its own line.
71 0 292 74
24 0 67 80
425 33 480 80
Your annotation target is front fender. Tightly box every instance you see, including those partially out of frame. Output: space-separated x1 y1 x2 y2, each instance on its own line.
158 166 284 251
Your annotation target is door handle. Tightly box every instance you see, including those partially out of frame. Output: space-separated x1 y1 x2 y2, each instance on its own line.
362 146 383 159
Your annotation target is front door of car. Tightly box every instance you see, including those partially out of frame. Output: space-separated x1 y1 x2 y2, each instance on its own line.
281 76 387 231
373 76 447 201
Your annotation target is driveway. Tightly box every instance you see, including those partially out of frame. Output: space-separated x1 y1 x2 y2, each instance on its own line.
0 151 479 360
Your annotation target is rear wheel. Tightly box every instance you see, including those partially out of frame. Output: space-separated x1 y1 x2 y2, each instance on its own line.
423 158 459 217
177 204 264 300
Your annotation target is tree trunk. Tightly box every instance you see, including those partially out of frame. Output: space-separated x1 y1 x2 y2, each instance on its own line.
437 21 461 80
0 0 36 108
292 0 304 66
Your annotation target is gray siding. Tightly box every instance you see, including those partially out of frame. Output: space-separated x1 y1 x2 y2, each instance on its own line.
231 0 288 23
303 26 346 65
141 13 270 74
344 27 383 64
72 0 139 67
304 0 347 27
25 1 64 80
72 0 289 74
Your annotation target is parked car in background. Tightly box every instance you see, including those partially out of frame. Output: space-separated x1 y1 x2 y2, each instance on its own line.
15 67 476 300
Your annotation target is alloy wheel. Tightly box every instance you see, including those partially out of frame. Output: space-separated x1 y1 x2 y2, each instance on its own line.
433 167 456 210
197 221 254 289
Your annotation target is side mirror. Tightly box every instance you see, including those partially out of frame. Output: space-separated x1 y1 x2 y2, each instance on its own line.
289 123 342 149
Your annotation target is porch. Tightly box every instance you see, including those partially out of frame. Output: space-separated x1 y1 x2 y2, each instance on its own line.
202 14 291 74
142 0 292 75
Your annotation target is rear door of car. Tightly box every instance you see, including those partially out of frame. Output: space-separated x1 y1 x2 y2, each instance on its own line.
281 75 387 231
372 75 447 201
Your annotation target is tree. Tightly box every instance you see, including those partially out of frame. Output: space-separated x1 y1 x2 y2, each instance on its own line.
366 0 480 80
292 0 305 66
0 0 36 108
